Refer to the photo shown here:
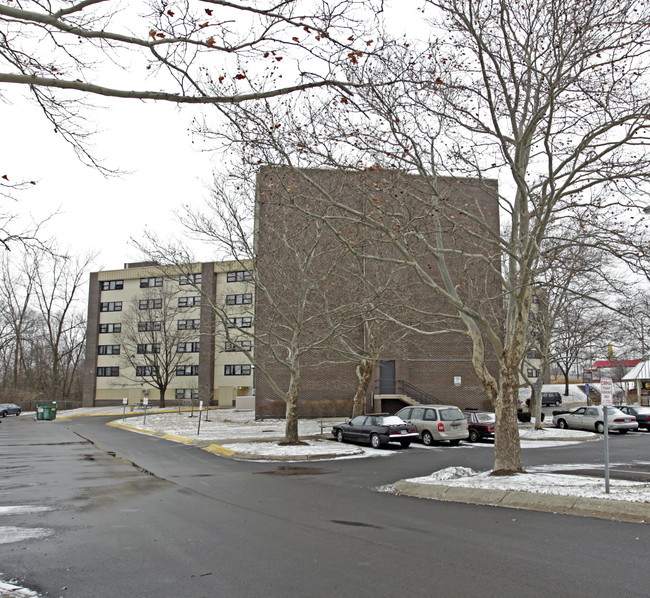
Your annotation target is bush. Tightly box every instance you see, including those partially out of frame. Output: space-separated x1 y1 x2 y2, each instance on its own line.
517 411 532 423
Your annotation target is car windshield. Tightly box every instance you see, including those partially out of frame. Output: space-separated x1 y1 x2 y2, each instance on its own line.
380 416 406 425
476 413 495 423
440 408 464 421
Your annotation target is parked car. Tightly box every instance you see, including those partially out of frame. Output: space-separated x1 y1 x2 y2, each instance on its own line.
553 406 638 434
0 403 21 417
463 409 496 442
526 392 562 407
332 413 419 449
617 405 650 431
394 405 468 445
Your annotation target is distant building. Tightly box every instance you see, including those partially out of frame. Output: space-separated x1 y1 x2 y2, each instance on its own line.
82 261 254 408
585 359 642 383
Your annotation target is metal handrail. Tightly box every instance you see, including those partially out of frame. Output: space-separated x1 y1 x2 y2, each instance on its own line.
376 379 443 405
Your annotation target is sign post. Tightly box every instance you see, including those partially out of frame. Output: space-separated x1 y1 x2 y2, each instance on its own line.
122 397 128 422
585 382 590 406
197 401 203 436
142 396 149 426
601 377 614 493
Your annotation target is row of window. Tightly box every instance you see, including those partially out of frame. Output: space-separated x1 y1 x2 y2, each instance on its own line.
97 365 252 377
101 294 252 313
99 341 250 354
102 318 249 333
100 271 248 292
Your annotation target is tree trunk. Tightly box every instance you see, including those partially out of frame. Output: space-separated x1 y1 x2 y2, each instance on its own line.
284 374 300 444
493 360 525 474
352 359 374 417
159 387 166 408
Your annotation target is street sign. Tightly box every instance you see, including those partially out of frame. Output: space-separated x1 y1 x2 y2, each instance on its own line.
601 377 614 406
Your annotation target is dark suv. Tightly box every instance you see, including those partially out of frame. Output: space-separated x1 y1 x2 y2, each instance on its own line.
526 392 562 407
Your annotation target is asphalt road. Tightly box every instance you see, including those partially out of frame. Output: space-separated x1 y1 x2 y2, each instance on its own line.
1 414 649 598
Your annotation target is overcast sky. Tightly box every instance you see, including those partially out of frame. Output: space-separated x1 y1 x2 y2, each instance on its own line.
0 3 428 273
3 86 219 271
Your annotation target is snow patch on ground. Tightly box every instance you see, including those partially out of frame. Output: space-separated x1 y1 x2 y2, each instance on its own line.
404 466 650 502
0 526 54 545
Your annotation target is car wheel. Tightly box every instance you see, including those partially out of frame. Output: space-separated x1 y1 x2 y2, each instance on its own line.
400 440 411 448
555 400 560 406
596 422 605 434
557 419 568 429
336 429 344 443
0 411 6 418
468 429 479 443
449 439 461 446
422 430 434 446
370 433 381 449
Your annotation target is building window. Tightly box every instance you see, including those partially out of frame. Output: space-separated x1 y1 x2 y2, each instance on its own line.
225 340 252 352
226 293 253 305
176 365 199 376
97 367 119 377
531 294 540 304
178 319 200 330
527 368 540 378
178 296 201 308
100 280 123 291
227 317 252 329
100 302 122 312
136 365 159 376
179 273 202 285
175 388 199 400
98 345 120 355
227 270 252 282
224 364 251 376
177 342 200 353
139 298 162 310
138 321 162 332
140 277 163 288
99 323 121 334
137 343 160 354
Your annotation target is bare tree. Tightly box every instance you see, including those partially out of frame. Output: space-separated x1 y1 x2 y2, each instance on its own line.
0 0 376 171
120 284 200 408
207 0 650 474
32 249 93 402
150 173 355 444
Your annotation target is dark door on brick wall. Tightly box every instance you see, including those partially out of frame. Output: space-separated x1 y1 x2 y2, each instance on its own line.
379 360 396 394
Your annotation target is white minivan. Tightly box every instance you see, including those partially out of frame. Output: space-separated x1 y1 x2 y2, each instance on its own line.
395 405 469 445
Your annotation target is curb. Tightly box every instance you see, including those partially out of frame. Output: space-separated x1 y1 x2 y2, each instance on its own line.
106 421 363 460
393 481 650 524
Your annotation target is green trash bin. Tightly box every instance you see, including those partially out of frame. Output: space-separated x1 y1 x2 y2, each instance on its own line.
36 403 57 421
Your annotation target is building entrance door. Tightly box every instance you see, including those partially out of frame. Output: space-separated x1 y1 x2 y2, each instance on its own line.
379 360 396 394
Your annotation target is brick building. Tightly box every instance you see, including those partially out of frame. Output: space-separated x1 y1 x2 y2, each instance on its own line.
253 167 501 417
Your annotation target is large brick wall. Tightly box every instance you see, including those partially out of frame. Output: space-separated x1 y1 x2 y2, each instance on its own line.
254 167 501 418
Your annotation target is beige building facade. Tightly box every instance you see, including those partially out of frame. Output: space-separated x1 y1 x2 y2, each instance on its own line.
82 260 254 408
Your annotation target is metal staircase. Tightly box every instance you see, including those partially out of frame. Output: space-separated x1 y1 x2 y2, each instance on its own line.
376 379 443 406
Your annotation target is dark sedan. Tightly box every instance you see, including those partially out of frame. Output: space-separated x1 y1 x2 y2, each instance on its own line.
617 405 650 431
332 413 419 449
463 409 495 442
0 403 21 417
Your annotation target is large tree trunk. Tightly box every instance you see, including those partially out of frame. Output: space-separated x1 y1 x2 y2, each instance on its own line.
284 374 300 444
159 387 166 408
352 358 374 417
493 359 525 474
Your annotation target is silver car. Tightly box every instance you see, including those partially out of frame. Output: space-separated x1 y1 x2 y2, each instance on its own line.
553 406 638 434
395 405 469 445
